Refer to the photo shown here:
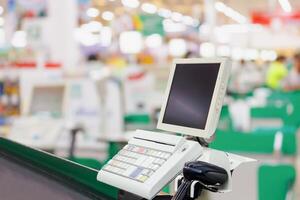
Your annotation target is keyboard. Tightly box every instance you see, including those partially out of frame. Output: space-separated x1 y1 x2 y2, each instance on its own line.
102 144 172 183
97 130 203 199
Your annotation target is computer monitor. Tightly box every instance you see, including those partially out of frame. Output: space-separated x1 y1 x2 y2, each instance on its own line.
25 83 66 116
157 58 231 138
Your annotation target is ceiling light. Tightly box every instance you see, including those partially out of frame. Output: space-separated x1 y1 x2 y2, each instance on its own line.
278 0 292 13
86 8 100 18
183 16 194 26
245 49 259 60
168 39 187 57
121 0 140 8
163 19 186 33
215 1 247 24
231 47 244 60
0 17 4 26
74 28 100 46
171 12 183 22
141 3 157 14
100 27 112 47
81 21 102 32
260 50 277 61
119 31 143 54
199 42 216 57
145 34 162 48
215 2 227 12
158 8 172 18
102 11 114 21
11 31 27 48
217 45 231 57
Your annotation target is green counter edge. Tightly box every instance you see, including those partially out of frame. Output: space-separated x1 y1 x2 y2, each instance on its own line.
0 137 119 200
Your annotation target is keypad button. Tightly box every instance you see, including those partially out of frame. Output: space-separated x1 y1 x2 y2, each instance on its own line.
130 167 143 179
149 164 160 171
161 153 171 159
123 165 137 176
134 155 147 165
140 158 152 168
137 175 148 183
104 144 174 183
104 165 112 171
142 169 154 177
153 158 165 166
156 152 163 157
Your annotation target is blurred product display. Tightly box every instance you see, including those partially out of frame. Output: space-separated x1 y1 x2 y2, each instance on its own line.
0 69 21 120
0 0 299 200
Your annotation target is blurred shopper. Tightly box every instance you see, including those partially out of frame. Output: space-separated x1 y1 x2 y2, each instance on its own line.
184 51 198 58
229 60 263 93
282 52 300 91
266 55 288 89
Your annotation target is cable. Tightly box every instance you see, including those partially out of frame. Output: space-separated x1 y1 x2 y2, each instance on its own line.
171 179 192 200
195 137 209 147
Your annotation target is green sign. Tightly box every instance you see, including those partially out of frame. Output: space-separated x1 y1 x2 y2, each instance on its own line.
139 14 165 36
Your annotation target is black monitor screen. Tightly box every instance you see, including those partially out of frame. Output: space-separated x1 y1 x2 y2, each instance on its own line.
162 63 220 129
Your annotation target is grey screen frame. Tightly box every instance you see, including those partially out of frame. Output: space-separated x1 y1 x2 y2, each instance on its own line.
157 58 231 138
162 63 220 129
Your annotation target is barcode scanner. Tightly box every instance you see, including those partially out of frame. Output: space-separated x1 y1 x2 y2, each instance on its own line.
172 161 228 200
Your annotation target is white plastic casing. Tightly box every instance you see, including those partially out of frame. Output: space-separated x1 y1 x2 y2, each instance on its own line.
97 130 203 199
157 58 231 139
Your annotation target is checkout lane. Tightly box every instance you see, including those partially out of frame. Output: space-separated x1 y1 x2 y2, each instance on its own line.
0 137 118 200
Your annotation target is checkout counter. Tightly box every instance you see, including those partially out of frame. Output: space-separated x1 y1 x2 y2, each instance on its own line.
0 137 118 200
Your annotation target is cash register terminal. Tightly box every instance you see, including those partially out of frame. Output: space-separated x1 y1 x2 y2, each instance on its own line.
97 58 231 199
9 83 66 150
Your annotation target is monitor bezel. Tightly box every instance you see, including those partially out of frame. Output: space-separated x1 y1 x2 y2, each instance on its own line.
157 58 230 138
24 82 67 116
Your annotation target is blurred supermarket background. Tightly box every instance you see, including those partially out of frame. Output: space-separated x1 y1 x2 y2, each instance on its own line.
0 0 300 199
